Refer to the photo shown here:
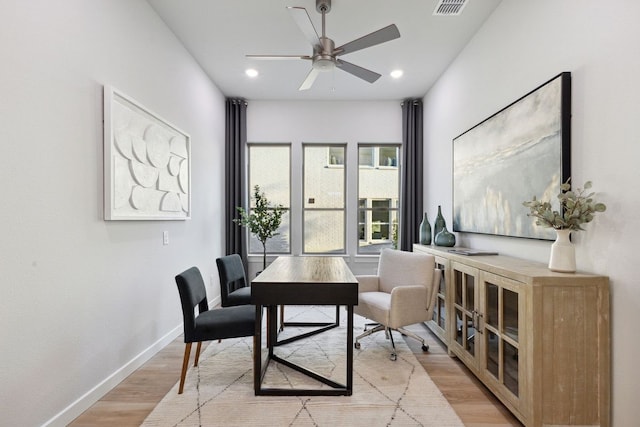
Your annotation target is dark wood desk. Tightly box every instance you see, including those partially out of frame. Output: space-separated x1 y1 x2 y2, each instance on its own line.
251 256 358 396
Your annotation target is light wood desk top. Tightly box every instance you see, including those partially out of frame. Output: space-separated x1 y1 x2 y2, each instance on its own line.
253 256 357 284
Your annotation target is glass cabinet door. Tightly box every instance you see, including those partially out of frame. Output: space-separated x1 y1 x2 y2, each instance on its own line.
431 259 447 333
481 272 522 401
451 262 479 367
412 247 450 346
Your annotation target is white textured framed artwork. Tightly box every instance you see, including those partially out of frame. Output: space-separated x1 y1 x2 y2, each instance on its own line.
104 86 191 220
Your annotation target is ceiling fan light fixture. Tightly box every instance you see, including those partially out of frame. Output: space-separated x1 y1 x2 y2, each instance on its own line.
313 57 335 71
390 69 403 79
245 68 259 78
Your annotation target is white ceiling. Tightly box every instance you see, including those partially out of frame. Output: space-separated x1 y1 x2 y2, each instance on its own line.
147 0 501 101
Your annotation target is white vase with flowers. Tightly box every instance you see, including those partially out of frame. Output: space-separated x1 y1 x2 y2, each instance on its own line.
523 179 606 273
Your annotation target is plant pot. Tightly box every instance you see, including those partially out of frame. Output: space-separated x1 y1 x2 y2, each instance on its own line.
548 229 576 273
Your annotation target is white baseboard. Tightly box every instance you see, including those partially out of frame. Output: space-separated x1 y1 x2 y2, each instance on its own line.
43 324 183 427
43 295 222 427
210 295 221 307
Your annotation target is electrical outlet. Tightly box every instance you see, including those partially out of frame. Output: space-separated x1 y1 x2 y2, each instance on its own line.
163 231 169 245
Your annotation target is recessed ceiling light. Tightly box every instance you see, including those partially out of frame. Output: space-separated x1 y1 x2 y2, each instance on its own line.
245 68 258 78
390 69 404 79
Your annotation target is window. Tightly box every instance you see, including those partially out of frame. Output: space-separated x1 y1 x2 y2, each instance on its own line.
303 144 346 253
358 199 367 240
245 142 400 259
379 147 398 167
248 144 290 254
358 145 400 254
371 199 392 239
359 147 374 167
328 147 345 166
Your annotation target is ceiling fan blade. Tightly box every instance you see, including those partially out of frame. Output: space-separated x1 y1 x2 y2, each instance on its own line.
246 54 311 60
299 68 321 91
287 6 321 48
335 24 400 56
336 59 381 83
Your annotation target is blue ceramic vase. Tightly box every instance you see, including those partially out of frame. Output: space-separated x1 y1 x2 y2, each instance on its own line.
435 228 456 247
419 212 431 245
434 205 446 240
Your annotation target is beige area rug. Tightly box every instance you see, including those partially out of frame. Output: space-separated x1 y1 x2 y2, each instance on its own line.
142 306 463 427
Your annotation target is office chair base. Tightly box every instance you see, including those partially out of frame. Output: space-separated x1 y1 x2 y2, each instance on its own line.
355 324 399 360
396 326 430 352
354 324 385 345
354 324 430 360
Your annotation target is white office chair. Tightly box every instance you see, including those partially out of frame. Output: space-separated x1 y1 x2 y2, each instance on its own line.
354 248 441 360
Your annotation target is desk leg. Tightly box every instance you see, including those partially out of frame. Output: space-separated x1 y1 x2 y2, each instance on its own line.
255 303 354 396
253 304 262 394
268 305 277 357
275 305 342 347
346 304 353 395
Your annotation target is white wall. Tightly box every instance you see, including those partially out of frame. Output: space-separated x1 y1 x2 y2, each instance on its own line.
0 1 226 425
246 100 402 276
423 1 640 424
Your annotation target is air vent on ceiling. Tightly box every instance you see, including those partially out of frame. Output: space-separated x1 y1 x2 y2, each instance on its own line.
433 0 468 16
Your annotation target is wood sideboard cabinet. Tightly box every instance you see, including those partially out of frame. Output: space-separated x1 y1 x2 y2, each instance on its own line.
413 244 610 427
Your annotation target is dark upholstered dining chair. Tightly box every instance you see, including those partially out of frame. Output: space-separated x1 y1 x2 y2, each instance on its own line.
216 254 252 307
175 266 255 394
217 254 289 331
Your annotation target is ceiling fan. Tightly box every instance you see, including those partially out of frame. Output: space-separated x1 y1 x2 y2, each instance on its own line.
247 0 400 91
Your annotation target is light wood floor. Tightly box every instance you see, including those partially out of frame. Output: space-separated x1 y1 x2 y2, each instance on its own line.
70 323 522 426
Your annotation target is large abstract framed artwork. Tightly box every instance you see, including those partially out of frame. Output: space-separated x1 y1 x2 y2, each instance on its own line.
453 72 571 240
104 86 191 220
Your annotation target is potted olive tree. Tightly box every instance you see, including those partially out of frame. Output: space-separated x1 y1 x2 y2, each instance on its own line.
234 185 285 270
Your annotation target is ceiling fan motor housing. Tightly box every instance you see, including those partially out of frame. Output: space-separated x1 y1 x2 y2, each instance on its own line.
316 0 331 13
313 37 336 71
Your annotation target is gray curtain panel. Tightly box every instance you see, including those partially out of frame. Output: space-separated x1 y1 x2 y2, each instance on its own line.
224 98 248 263
400 99 424 251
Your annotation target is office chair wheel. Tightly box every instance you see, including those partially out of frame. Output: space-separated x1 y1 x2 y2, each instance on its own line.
390 353 397 361
421 344 429 352
354 342 361 349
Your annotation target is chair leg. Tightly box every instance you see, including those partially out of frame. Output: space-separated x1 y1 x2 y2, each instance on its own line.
388 328 397 361
364 322 379 332
355 325 421 361
279 305 285 331
193 341 203 367
354 324 385 348
396 327 429 351
179 343 192 394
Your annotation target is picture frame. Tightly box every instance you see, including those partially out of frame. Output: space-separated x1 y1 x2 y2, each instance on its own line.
104 86 191 220
452 72 571 240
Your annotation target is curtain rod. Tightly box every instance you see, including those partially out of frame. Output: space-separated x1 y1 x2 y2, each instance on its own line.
400 99 422 106
227 98 248 106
